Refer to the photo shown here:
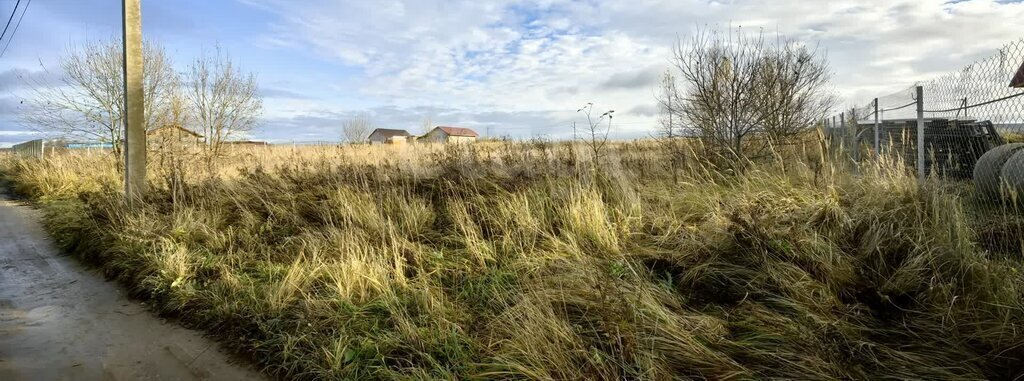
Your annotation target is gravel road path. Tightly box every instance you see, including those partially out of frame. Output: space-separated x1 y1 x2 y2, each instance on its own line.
0 195 265 381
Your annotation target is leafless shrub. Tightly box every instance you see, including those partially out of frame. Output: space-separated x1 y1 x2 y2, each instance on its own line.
664 27 836 170
576 103 615 166
150 79 199 205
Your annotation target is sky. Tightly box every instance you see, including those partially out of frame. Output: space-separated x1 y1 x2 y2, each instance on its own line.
1 0 1023 147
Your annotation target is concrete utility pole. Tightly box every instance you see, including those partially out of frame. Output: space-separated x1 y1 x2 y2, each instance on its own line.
122 0 146 200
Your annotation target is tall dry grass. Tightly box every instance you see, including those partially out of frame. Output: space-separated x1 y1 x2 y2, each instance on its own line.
1 139 1023 380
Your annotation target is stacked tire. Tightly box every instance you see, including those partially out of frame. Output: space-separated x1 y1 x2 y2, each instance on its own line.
974 143 1024 200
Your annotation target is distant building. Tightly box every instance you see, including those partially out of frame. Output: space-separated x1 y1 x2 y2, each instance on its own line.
224 140 269 146
420 126 478 143
367 129 412 144
65 142 113 149
148 124 203 157
147 125 204 144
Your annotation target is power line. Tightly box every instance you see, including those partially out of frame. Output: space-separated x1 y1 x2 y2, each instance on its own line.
0 0 29 58
0 0 21 43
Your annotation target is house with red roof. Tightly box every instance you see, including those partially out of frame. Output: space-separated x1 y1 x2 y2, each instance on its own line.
420 126 479 143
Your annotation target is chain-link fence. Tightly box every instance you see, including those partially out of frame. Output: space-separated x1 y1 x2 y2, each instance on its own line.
824 38 1024 254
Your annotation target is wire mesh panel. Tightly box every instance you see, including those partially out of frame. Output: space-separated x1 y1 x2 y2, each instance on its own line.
874 87 920 166
922 40 1024 254
826 87 918 165
826 38 1024 255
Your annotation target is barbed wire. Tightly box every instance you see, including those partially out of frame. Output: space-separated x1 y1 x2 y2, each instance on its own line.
923 91 1024 114
882 101 919 113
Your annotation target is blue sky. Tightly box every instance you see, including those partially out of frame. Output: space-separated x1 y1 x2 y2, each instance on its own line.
1 0 1023 146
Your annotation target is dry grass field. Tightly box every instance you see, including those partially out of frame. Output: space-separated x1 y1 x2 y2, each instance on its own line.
2 140 1023 380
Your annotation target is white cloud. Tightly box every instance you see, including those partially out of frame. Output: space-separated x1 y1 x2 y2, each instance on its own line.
0 131 36 136
234 1 1024 139
242 0 673 137
4 0 1023 143
241 0 1024 139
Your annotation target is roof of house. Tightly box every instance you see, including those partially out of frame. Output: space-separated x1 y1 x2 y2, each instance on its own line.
148 124 203 138
225 140 268 145
435 126 479 137
1012 61 1024 88
369 128 412 139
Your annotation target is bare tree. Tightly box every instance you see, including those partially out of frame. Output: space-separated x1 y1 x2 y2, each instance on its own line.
420 116 434 136
655 70 686 183
657 70 681 139
755 41 836 146
342 113 372 143
186 46 262 160
22 39 177 169
667 27 835 169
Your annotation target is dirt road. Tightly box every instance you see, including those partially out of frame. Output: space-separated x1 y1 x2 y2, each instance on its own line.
0 195 266 381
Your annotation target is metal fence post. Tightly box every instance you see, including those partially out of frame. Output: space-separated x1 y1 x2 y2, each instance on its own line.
840 112 846 157
819 118 826 143
831 115 836 149
915 85 925 178
873 98 880 159
851 109 860 162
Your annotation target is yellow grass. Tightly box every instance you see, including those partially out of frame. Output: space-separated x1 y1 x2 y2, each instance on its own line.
1 139 1023 380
